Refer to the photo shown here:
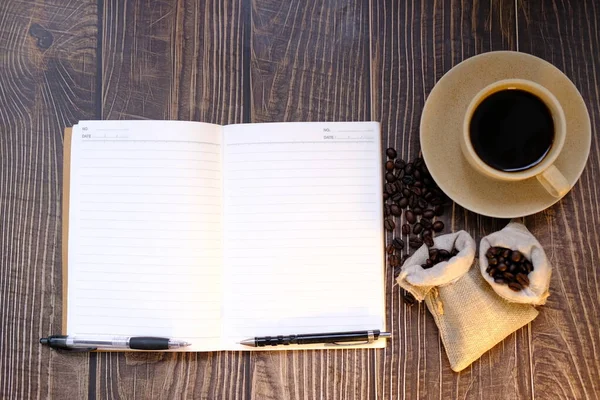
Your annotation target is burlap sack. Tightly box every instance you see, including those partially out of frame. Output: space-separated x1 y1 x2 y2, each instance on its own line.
396 231 476 300
396 231 539 372
479 222 551 305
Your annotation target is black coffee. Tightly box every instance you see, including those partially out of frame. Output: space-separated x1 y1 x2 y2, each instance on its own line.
469 89 554 172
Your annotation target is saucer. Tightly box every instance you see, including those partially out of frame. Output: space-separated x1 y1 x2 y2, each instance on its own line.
420 51 591 218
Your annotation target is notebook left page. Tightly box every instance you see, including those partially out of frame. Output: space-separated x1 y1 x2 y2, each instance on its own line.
67 121 223 351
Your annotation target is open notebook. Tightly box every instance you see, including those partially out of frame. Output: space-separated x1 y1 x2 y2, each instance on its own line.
63 121 386 351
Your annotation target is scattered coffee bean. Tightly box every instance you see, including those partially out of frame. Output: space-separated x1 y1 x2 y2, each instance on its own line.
432 221 444 232
433 205 444 216
385 161 395 171
405 210 416 224
390 204 401 216
420 218 432 229
392 238 404 250
384 219 395 231
413 223 423 234
403 291 416 305
402 188 411 197
423 235 434 247
383 193 389 201
395 159 406 170
391 193 403 203
405 163 414 175
386 148 397 159
398 197 409 208
401 223 411 235
409 236 423 248
386 244 395 255
384 183 396 195
417 198 428 209
423 209 435 219
385 172 397 182
422 229 432 237
388 255 399 267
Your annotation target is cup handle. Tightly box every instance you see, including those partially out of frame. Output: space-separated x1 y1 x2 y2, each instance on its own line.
536 165 570 198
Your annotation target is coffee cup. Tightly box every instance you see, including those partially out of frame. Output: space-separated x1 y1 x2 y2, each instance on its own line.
460 79 569 198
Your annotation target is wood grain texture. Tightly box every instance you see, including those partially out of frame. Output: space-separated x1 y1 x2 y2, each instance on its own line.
518 1 600 398
0 0 97 398
97 0 248 399
250 0 371 122
247 0 374 399
370 0 535 399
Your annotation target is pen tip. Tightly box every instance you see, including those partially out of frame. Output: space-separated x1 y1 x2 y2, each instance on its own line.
239 338 256 347
40 338 48 345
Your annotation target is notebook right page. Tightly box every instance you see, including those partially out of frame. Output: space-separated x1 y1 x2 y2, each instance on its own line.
221 122 385 350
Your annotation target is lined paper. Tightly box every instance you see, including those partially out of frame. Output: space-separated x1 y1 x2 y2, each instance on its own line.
67 121 224 351
221 122 385 350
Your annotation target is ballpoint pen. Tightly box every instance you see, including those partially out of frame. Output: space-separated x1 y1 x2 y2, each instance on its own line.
40 335 191 351
239 329 391 347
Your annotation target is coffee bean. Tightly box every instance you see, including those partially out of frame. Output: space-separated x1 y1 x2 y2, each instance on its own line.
422 229 432 237
398 197 409 208
523 260 533 273
414 180 423 188
402 188 411 197
425 258 434 268
509 263 518 273
424 235 434 247
384 219 395 231
497 263 507 272
410 187 422 196
432 221 444 232
413 169 421 180
391 193 403 202
510 251 523 263
409 236 423 248
430 197 443 205
494 277 507 284
395 159 406 170
413 207 423 215
385 172 397 182
405 210 416 224
433 205 444 216
386 148 397 159
388 255 399 267
498 257 505 264
429 248 439 259
503 272 515 281
397 169 405 179
451 248 459 256
384 205 391 216
383 193 389 201
423 209 435 219
392 238 405 250
402 176 414 185
409 195 418 209
401 223 411 235
405 163 414 175
486 247 495 259
418 198 428 209
386 244 395 255
385 161 395 171
384 183 396 195
390 204 401 216
438 249 450 259
516 273 530 287
413 223 423 234
490 247 501 255
488 257 498 266
502 249 511 259
403 291 416 305
424 191 433 201
420 218 432 228
508 282 523 291
489 268 498 277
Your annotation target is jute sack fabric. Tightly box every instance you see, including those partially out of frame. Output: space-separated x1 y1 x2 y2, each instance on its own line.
396 231 539 372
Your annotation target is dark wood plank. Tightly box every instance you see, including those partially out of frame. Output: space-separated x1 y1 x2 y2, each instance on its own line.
251 0 371 122
0 0 97 398
370 0 534 398
97 0 248 398
518 1 600 398
248 0 373 398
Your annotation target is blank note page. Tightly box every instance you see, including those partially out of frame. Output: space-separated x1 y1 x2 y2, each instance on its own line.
67 121 223 351
221 122 385 350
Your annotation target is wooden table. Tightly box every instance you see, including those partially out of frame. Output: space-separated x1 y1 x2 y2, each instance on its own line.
1 0 599 398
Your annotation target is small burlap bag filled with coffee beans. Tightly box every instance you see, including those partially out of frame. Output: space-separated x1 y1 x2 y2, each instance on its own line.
479 221 551 305
396 230 539 372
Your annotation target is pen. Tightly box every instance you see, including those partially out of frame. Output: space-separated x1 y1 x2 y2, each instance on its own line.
40 335 191 351
239 329 391 347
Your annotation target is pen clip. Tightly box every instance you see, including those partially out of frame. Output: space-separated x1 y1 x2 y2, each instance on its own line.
324 340 372 347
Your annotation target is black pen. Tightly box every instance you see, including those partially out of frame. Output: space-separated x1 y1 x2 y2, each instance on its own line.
239 329 391 347
40 335 191 351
